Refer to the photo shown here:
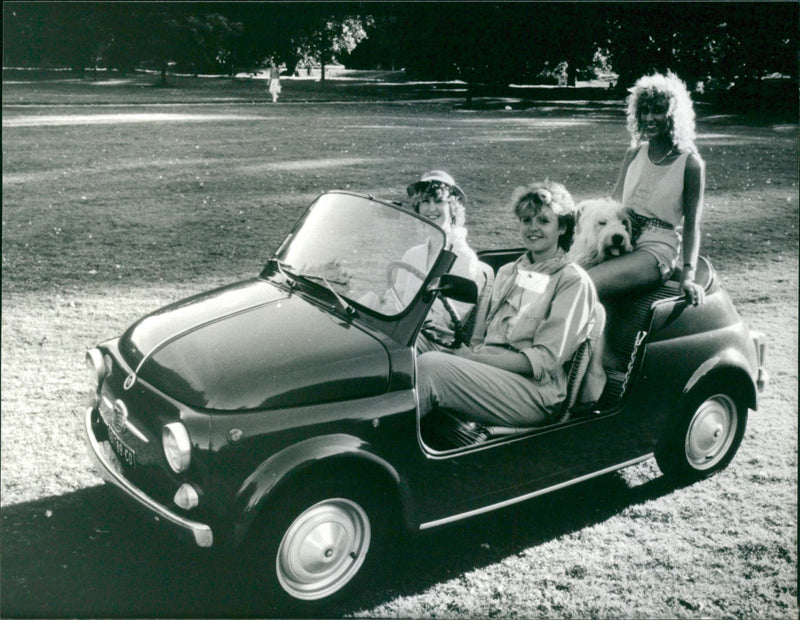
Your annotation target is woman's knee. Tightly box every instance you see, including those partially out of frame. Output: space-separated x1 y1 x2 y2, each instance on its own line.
416 352 451 414
417 351 456 393
418 351 450 373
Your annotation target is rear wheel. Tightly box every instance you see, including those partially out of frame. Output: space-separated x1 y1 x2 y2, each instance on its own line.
656 381 748 483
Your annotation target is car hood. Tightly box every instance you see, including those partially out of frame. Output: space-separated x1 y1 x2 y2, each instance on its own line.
119 278 390 411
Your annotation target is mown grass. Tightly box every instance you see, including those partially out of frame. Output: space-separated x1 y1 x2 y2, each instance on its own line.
1 74 797 619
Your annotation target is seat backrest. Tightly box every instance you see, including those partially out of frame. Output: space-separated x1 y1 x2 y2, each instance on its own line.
462 261 495 346
555 302 607 423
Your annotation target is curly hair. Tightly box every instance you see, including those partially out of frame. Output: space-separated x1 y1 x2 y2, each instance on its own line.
409 181 466 230
510 180 576 251
625 71 697 153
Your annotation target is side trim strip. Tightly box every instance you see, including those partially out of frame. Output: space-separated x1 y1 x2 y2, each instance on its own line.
419 454 654 530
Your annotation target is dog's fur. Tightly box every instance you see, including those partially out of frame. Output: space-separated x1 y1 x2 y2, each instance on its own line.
568 198 633 268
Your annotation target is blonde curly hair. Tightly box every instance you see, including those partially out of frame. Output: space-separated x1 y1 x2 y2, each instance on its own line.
408 181 466 230
626 71 697 153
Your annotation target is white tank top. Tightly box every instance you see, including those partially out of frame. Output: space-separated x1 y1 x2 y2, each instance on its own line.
622 144 689 228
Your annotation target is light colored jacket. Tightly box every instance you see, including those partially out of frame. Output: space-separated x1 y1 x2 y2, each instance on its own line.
394 236 483 339
481 251 604 414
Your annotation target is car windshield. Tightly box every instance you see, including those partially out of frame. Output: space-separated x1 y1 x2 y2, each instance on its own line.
273 192 445 316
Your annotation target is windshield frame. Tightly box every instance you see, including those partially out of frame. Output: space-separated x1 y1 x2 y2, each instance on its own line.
260 191 448 320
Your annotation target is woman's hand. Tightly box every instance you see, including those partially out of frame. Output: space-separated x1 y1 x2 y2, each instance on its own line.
680 276 705 306
452 344 480 360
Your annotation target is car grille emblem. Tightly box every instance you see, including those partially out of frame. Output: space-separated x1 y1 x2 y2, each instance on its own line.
112 400 129 434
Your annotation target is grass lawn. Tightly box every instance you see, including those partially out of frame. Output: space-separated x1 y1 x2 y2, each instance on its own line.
2 72 797 618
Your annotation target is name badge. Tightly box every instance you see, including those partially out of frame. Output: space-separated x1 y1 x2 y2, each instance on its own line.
517 270 550 294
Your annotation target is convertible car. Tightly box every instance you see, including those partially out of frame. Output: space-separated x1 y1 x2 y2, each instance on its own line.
83 191 767 605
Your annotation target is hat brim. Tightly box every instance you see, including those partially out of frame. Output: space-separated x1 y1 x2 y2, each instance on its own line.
406 180 466 203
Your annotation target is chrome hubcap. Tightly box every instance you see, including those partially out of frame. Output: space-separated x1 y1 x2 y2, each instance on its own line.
276 498 370 600
685 394 737 471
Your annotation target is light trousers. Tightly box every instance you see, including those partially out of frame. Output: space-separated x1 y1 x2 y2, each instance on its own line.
417 351 552 426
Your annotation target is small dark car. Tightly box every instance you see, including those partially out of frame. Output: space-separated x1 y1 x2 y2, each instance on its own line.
84 191 767 604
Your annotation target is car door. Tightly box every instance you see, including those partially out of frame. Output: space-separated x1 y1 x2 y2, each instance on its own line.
409 405 652 528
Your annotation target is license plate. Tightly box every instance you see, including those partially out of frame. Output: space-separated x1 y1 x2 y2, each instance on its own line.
107 424 136 468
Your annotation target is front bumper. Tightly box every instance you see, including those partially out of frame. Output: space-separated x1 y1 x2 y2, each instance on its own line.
84 407 214 548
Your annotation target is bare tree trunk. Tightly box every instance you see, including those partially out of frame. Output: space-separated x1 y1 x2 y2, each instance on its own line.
567 61 577 87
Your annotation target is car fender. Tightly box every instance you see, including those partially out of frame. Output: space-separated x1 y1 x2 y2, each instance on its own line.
680 346 758 412
230 433 407 545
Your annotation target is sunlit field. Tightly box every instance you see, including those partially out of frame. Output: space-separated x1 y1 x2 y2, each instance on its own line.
2 73 797 618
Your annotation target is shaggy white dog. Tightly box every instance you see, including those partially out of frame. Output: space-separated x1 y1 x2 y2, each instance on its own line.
568 198 633 268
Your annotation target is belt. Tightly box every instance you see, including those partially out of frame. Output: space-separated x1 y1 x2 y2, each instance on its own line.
628 210 674 238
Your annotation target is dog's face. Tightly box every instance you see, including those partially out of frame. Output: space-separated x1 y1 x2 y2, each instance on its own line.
572 199 633 266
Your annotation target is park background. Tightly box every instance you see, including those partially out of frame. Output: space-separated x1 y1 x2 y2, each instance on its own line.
2 2 798 618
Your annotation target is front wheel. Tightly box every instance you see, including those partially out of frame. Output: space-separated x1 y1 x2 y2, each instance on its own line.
276 497 370 601
655 382 748 483
251 481 391 606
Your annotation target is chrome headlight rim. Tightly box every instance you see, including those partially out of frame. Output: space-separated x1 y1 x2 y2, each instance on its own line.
163 422 192 474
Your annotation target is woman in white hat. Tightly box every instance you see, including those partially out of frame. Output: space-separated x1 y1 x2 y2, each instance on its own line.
393 170 484 351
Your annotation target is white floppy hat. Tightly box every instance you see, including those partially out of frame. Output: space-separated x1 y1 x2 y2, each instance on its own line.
406 170 466 204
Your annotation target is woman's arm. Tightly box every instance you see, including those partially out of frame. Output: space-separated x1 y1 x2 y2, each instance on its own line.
610 147 638 202
680 153 706 305
454 346 533 375
518 270 596 381
452 258 533 375
457 268 596 380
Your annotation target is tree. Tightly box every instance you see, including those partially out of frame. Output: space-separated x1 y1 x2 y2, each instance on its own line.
601 2 797 93
291 14 374 80
99 5 245 83
712 3 797 82
3 2 106 72
183 13 244 75
4 0 796 107
345 14 402 71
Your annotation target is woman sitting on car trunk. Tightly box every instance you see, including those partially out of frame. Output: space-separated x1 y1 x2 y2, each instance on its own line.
417 181 605 427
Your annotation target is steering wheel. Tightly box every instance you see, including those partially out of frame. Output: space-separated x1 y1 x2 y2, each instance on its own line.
385 261 465 350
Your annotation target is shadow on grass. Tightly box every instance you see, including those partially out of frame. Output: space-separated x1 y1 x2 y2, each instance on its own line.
1 468 677 619
338 468 677 615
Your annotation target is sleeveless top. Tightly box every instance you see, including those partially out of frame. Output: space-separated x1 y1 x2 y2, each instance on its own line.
622 144 689 228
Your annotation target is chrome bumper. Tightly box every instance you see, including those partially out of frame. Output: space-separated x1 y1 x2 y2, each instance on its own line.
84 407 214 548
751 331 769 393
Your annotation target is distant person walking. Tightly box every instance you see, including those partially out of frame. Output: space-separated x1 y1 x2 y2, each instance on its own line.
268 61 281 103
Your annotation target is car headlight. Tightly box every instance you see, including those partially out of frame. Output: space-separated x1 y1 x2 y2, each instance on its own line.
163 422 192 473
86 348 109 409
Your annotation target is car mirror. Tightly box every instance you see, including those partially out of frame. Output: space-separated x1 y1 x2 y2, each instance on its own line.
426 274 478 304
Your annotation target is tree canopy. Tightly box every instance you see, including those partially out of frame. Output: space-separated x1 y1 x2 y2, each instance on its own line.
3 1 797 95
